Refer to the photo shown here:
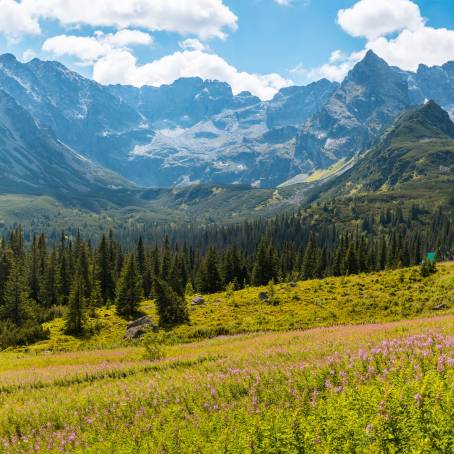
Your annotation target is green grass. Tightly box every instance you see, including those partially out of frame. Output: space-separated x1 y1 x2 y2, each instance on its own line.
22 262 454 353
0 316 453 452
1 264 454 452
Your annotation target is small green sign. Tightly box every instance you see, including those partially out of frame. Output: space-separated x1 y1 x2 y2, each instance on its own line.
426 252 436 263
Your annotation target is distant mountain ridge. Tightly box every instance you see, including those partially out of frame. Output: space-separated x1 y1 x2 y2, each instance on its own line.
317 100 454 199
1 51 454 190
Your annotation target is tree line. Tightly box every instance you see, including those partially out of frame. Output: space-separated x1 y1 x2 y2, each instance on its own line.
0 203 452 347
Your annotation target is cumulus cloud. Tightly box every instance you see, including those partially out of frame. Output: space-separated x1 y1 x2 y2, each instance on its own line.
92 49 291 100
42 30 153 64
179 38 210 52
367 26 454 72
298 0 454 84
0 0 40 39
337 0 423 41
13 0 237 40
291 50 365 83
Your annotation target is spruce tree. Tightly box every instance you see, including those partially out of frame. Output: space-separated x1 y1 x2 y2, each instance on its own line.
153 277 188 325
302 234 318 280
115 254 143 316
41 246 61 307
197 247 222 293
65 273 86 335
251 239 278 286
97 234 114 303
1 259 30 326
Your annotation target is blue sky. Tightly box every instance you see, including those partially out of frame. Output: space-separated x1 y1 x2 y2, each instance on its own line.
0 0 454 99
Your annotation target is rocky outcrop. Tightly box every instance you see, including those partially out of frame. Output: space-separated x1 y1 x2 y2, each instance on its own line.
124 316 157 339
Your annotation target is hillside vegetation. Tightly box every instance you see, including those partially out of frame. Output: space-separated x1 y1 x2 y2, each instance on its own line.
1 315 453 452
26 262 454 352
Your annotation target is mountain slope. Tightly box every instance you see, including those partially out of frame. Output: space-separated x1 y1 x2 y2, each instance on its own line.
319 101 454 199
0 89 131 204
111 77 338 187
0 53 154 174
292 51 413 176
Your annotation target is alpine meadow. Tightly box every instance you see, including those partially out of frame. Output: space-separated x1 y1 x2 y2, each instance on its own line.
0 0 454 453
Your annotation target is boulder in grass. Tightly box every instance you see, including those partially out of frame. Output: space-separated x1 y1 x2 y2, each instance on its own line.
258 292 268 301
289 281 297 288
432 303 448 311
124 316 157 339
192 296 205 305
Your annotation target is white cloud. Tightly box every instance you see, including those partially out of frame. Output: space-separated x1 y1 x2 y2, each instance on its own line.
17 0 237 40
291 50 365 83
0 0 40 39
275 0 292 5
42 30 153 64
104 29 153 47
337 0 423 41
179 38 210 52
22 48 38 61
93 49 291 100
298 0 454 84
367 26 454 71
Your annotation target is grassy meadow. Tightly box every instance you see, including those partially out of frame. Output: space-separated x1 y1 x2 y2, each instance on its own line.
25 262 454 352
0 263 453 452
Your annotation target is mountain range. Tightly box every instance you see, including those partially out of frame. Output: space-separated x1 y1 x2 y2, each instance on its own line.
1 50 454 192
0 50 453 228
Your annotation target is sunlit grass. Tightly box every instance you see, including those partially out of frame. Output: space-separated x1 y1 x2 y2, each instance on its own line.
1 316 453 452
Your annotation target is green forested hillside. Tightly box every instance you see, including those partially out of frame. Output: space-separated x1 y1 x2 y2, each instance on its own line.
28 262 454 352
316 101 454 202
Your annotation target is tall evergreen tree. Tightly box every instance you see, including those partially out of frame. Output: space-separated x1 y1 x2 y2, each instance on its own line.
302 234 318 280
97 234 114 303
1 260 30 326
153 277 188 325
65 273 86 335
197 247 222 293
115 254 143 316
251 239 278 286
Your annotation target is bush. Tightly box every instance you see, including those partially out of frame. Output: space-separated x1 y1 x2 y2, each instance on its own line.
0 321 49 349
142 331 166 361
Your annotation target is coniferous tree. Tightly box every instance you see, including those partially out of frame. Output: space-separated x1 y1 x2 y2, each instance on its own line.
197 247 222 293
153 277 188 325
41 246 60 307
115 254 143 316
344 244 359 275
97 234 114 303
252 239 278 286
65 273 86 335
1 259 30 326
58 232 70 305
302 234 318 280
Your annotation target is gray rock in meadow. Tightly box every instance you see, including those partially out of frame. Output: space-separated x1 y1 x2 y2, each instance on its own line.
192 296 205 305
258 292 269 301
124 316 157 339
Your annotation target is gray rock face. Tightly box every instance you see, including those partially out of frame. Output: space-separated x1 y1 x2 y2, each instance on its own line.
124 316 157 339
294 51 414 174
